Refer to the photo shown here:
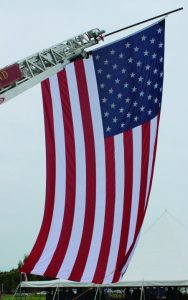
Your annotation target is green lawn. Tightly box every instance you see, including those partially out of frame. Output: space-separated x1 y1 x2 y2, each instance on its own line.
2 295 45 300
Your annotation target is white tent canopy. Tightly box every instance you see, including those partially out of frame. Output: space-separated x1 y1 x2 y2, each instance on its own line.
21 211 188 287
122 211 188 285
21 279 188 288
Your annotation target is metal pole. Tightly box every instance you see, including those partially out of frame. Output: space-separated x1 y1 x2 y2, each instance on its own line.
104 7 183 37
94 287 99 300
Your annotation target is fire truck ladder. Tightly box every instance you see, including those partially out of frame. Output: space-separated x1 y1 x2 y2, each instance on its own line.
0 28 105 104
0 7 183 105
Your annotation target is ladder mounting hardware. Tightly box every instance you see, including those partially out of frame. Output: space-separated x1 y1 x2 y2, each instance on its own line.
0 28 105 104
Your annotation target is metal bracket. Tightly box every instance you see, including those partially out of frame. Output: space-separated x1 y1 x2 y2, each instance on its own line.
0 28 105 104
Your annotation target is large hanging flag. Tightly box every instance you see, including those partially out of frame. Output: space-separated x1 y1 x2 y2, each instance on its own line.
21 20 165 283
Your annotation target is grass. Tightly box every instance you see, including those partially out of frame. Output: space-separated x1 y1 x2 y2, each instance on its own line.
2 295 46 300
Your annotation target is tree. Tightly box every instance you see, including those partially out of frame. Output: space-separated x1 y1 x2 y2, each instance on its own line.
0 255 49 293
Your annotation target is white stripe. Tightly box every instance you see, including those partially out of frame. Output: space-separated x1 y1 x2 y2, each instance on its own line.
57 63 86 278
145 116 158 208
122 116 158 277
126 125 142 250
32 75 66 274
121 231 141 276
103 134 125 284
81 57 106 282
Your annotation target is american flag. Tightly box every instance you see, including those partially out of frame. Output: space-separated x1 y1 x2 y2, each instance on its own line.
21 20 165 283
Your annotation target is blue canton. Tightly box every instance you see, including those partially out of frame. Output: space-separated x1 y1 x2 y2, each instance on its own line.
93 20 165 137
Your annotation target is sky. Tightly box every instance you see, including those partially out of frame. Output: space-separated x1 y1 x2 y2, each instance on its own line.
0 0 187 272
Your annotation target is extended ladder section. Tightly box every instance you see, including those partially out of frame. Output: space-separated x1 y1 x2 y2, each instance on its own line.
0 28 105 104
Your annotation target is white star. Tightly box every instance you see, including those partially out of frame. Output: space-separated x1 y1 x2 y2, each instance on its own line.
132 87 137 92
119 107 124 113
145 65 151 70
125 42 131 48
117 93 122 99
141 35 146 41
148 110 152 115
109 88 113 94
100 83 105 88
106 74 111 79
121 123 125 128
152 53 157 59
119 53 124 58
157 28 162 34
115 78 120 84
137 61 142 67
121 68 126 74
104 111 109 117
144 50 149 56
125 97 130 103
147 80 152 86
153 68 158 74
124 83 129 88
97 69 102 74
133 101 138 107
110 49 115 55
113 117 118 123
148 95 152 100
111 103 116 108
113 64 118 69
138 76 143 82
140 91 144 97
127 112 131 118
150 38 155 44
128 57 133 63
106 126 111 132
159 57 163 63
154 98 158 103
154 83 158 89
159 42 163 48
104 59 109 65
130 72 135 78
95 55 100 60
134 116 138 121
102 97 107 103
160 72 163 77
134 46 139 52
140 105 145 112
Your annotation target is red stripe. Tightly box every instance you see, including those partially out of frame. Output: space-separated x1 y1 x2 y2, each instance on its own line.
44 70 76 277
92 137 115 284
115 116 160 277
134 122 150 237
21 80 56 273
119 123 151 280
112 130 133 282
144 115 160 213
68 60 96 281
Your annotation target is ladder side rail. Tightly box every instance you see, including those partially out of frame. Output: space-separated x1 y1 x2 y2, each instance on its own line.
0 28 105 104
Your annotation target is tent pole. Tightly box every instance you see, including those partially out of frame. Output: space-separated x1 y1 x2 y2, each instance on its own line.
104 7 183 37
140 280 145 300
99 287 102 300
57 282 59 300
10 284 20 300
142 283 146 300
140 287 143 300
94 287 99 300
52 286 58 300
